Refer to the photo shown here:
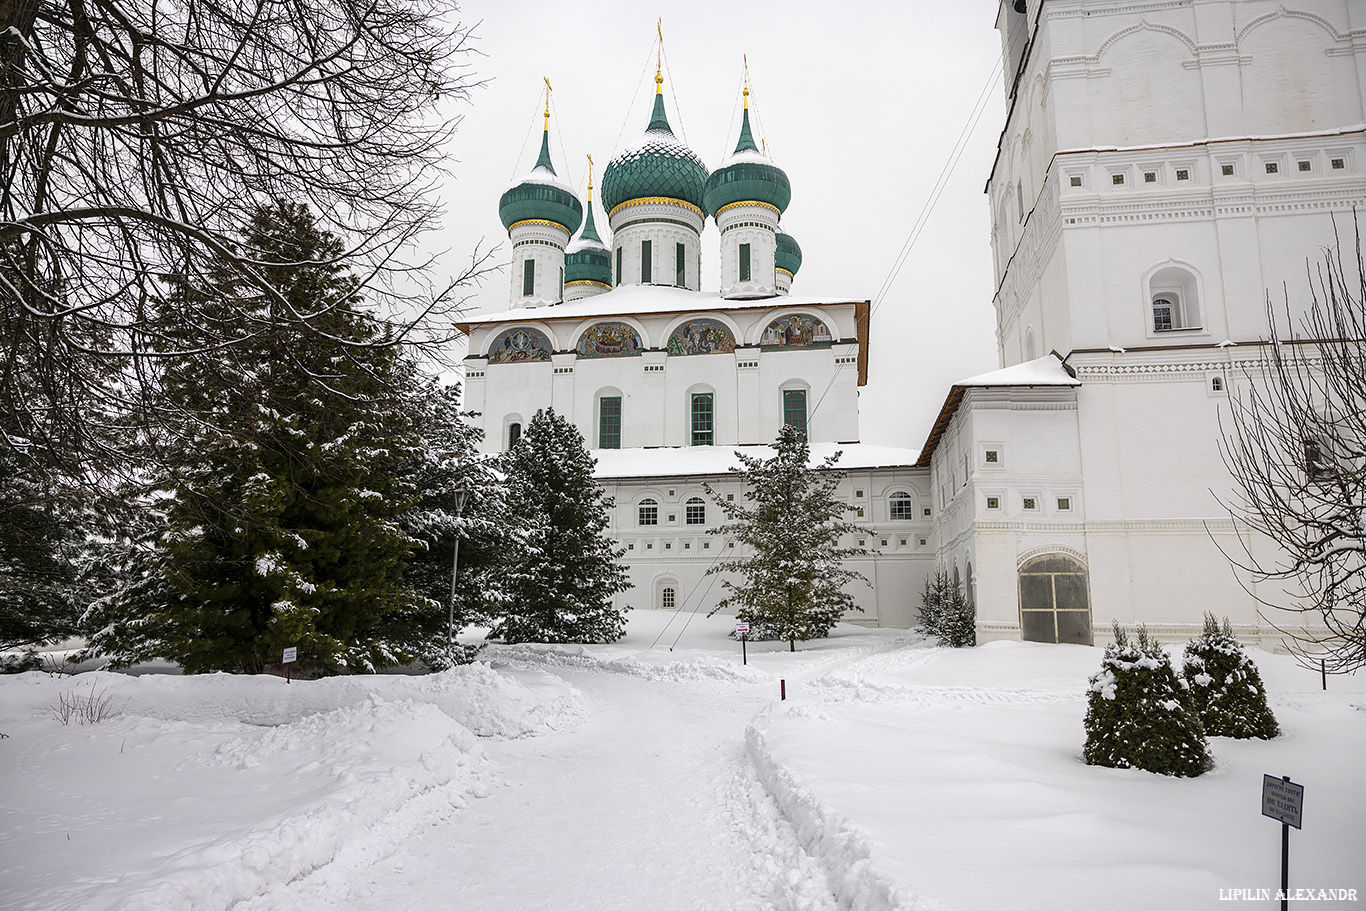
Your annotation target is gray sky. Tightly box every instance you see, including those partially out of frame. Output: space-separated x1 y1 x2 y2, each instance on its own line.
431 1 1006 451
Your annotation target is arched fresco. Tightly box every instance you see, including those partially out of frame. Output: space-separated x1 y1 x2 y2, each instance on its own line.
487 326 553 365
760 313 833 348
577 321 643 358
667 319 735 356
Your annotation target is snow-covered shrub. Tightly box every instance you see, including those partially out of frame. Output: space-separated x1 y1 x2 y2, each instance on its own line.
919 572 975 648
1083 623 1211 777
1182 613 1279 739
51 686 120 725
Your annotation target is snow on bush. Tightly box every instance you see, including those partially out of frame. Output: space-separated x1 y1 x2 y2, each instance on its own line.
1083 623 1211 777
1182 613 1279 740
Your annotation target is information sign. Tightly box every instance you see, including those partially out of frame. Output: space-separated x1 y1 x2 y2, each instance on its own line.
735 623 750 634
282 646 298 665
1262 775 1304 829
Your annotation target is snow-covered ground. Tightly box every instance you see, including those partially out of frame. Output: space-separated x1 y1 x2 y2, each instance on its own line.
2 612 1362 910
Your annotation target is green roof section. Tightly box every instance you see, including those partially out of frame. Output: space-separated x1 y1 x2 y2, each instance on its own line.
498 129 584 235
534 129 556 174
703 109 791 217
601 93 709 213
775 231 803 276
580 199 602 244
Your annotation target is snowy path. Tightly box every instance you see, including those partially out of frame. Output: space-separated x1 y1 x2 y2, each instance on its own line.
342 663 835 910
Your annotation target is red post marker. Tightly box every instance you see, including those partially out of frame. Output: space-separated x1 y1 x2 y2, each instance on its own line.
781 679 786 701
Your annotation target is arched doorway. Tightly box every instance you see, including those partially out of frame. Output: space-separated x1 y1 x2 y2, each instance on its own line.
1017 554 1092 645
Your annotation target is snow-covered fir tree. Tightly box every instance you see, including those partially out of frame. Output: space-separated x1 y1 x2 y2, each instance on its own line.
919 571 975 648
85 202 428 673
1182 613 1280 739
494 408 630 643
706 423 867 651
395 379 530 666
1083 623 1211 777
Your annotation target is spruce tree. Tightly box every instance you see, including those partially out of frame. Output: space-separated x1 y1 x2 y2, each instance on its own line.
919 571 975 647
1182 613 1280 739
86 202 426 673
707 423 868 651
494 408 630 643
1083 623 1211 777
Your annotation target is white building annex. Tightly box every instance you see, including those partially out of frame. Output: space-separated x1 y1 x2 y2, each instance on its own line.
461 0 1366 646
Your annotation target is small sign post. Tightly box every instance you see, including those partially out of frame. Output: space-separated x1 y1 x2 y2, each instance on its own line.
735 623 750 665
1261 774 1304 911
282 646 298 684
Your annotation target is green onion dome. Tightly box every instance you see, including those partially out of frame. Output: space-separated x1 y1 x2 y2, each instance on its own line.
775 231 803 276
498 130 584 235
565 200 611 287
704 108 791 217
600 93 709 215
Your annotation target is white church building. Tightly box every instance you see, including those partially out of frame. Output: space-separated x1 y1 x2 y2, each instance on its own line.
461 0 1364 646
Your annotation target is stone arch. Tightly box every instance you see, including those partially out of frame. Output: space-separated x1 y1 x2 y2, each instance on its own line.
1092 23 1205 146
751 309 836 347
1144 259 1205 333
575 318 648 357
1017 552 1092 645
1238 12 1355 133
486 325 556 364
654 573 681 610
663 314 741 356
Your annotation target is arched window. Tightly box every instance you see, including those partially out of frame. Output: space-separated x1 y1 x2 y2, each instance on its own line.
1018 553 1092 645
685 497 706 525
889 491 914 521
1147 264 1201 332
638 498 659 526
507 422 522 448
690 393 714 446
661 586 676 610
1024 326 1037 361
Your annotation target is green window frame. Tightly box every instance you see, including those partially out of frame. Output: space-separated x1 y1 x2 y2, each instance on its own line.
599 396 622 449
676 242 686 286
739 243 751 282
615 247 623 285
691 392 714 446
522 258 535 296
783 388 807 437
641 240 652 284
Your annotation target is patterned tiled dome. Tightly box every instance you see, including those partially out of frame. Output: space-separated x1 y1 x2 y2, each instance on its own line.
498 130 583 235
775 231 803 277
601 93 709 214
565 203 611 287
704 108 790 217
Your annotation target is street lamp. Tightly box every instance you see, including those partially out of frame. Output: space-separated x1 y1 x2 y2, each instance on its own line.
448 479 470 664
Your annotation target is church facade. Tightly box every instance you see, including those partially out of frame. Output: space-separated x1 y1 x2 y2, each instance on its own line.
461 0 1363 646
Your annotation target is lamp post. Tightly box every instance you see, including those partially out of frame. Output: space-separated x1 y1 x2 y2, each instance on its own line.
448 480 470 663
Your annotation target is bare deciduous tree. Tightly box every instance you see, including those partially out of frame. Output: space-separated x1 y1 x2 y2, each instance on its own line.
0 0 489 477
1220 222 1366 674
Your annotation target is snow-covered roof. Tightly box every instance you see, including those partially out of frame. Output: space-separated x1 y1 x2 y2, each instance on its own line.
457 284 867 328
504 164 575 195
591 442 921 481
954 354 1080 388
916 354 1079 468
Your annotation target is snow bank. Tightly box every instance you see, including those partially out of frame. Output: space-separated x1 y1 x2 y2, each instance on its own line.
744 706 936 911
0 665 581 911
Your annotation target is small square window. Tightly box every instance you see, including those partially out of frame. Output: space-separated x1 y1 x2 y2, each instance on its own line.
667 489 675 497
647 543 654 549
703 542 710 549
1111 173 1125 185
1221 163 1235 176
1332 158 1345 170
856 507 865 518
667 514 675 523
628 543 635 550
665 542 671 550
1057 497 1071 511
1023 497 1037 510
923 507 931 517
1298 160 1311 172
918 537 928 547
728 542 734 548
726 493 734 502
684 542 690 549
985 450 999 464
1265 161 1279 174
1176 169 1189 181
858 539 866 546
880 539 888 547
986 496 1000 510
855 489 864 498
899 538 908 546
1143 171 1156 183
1069 175 1082 187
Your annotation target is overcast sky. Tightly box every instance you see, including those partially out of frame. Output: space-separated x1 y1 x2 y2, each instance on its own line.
430 1 1007 451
